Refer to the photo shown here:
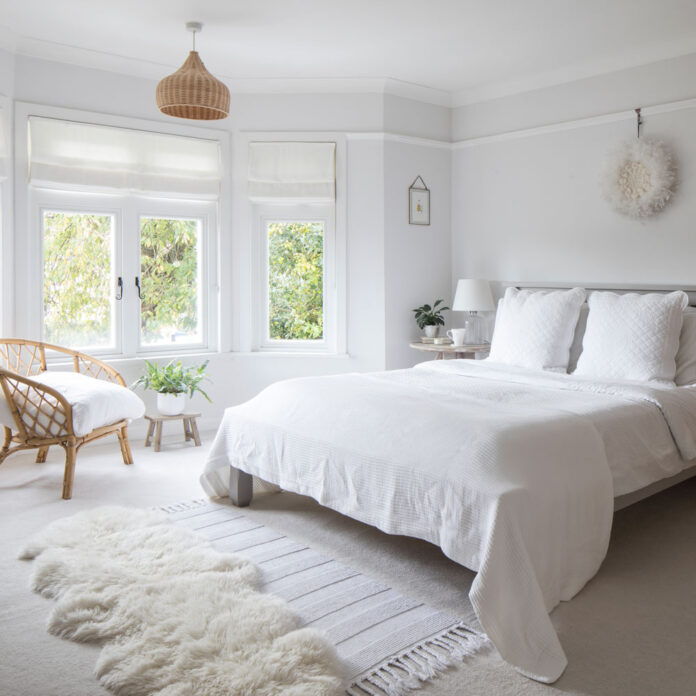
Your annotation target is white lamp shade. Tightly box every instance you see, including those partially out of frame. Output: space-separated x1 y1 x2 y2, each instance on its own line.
452 279 494 312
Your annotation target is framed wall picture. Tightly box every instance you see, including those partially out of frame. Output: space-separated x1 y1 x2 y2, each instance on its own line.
409 176 430 225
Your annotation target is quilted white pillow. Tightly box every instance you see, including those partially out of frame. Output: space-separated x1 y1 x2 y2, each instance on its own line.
574 291 688 383
488 287 586 371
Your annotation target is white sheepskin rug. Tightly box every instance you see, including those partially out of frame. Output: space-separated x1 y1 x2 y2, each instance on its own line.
19 506 344 696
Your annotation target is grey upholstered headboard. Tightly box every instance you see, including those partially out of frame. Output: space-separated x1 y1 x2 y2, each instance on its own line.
498 281 696 307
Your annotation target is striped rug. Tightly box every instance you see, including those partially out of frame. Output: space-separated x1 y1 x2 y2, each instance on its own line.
163 499 487 696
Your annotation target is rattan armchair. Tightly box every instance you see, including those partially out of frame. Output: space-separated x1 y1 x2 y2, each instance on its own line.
0 339 133 499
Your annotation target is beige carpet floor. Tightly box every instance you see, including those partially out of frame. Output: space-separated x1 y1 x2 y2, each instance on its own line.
1 429 696 696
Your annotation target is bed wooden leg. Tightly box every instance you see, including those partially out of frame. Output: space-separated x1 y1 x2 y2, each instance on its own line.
229 466 253 507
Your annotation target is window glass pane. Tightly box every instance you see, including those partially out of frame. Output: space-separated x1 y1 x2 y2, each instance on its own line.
42 211 114 348
140 216 201 346
267 221 324 341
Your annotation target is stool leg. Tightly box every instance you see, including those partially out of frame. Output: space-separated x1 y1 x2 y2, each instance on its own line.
190 418 201 447
183 418 192 441
154 421 163 453
145 420 155 447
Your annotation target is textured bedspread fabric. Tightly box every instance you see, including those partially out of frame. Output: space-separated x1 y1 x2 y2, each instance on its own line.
201 360 696 682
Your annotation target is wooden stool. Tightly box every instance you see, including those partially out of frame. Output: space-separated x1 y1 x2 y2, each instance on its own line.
144 412 201 452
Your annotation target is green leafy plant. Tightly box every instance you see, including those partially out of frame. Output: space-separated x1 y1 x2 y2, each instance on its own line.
412 300 449 330
132 360 211 401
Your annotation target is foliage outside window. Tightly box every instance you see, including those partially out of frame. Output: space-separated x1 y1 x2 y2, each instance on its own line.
267 221 324 341
140 217 201 346
43 211 113 348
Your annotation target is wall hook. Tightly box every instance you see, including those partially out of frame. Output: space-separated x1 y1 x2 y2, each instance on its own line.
635 107 642 138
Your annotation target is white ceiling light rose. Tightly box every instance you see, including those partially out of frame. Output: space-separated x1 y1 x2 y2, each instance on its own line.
156 22 230 121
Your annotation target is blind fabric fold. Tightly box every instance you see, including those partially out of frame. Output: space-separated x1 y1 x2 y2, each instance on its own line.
248 142 336 201
28 116 222 196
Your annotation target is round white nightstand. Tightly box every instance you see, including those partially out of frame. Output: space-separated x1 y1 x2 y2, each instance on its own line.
409 342 490 360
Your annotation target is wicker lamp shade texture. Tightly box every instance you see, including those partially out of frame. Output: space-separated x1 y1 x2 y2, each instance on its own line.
156 51 230 120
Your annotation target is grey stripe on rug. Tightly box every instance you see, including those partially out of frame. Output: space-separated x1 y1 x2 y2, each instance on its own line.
162 499 487 696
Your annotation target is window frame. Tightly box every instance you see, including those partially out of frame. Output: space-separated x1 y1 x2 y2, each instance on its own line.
30 188 218 359
253 202 337 353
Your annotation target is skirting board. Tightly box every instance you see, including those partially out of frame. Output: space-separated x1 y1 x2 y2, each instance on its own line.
614 463 696 511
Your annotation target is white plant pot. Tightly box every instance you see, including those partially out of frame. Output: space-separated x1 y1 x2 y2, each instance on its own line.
424 325 439 338
157 392 187 416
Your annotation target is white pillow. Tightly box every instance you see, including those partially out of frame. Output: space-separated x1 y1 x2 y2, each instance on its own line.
574 291 688 383
675 307 696 386
488 287 586 371
27 371 145 437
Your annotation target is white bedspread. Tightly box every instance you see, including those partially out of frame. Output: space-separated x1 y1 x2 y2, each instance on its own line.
201 360 696 682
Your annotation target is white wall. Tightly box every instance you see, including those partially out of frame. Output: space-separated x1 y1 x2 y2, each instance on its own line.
451 52 696 294
384 139 451 369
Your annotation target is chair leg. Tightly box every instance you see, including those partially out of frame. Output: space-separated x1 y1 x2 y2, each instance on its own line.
62 444 77 500
36 446 49 463
0 427 12 464
117 426 134 465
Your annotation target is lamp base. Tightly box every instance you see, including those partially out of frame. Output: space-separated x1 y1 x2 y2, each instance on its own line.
465 312 486 344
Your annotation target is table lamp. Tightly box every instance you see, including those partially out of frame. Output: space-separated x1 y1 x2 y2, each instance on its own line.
452 279 495 344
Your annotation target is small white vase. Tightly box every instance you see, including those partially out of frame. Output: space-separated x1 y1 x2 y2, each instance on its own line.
157 392 187 416
424 325 439 338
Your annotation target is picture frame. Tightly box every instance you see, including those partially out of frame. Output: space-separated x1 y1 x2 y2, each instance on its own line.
408 176 430 225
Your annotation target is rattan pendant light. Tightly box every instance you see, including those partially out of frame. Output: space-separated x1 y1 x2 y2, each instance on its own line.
156 22 230 120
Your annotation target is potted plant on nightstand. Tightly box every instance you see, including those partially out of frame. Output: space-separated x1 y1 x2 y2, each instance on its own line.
413 299 449 338
132 360 211 415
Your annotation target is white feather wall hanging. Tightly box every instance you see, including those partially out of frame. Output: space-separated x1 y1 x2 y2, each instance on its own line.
602 109 676 218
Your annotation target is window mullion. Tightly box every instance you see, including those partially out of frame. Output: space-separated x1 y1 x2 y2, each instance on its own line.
120 201 139 357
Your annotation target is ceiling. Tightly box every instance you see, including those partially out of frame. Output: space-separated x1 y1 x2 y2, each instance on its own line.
1 0 696 105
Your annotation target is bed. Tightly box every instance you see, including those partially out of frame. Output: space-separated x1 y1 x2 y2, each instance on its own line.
201 284 696 683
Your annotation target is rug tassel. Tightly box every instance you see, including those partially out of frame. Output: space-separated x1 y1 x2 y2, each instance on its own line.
347 623 488 696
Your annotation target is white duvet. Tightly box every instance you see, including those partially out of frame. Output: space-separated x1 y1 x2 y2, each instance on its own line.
201 360 696 682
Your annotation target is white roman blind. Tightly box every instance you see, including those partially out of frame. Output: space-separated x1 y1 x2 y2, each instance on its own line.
28 116 221 196
248 142 336 201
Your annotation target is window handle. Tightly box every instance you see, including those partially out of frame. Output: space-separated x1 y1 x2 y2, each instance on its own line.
135 276 142 300
115 277 123 300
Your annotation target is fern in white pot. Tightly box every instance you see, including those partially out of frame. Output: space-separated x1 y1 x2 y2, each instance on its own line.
132 360 211 415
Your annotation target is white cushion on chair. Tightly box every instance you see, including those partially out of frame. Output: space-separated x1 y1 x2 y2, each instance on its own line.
29 371 145 437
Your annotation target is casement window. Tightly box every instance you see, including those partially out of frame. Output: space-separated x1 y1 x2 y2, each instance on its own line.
249 142 337 352
27 117 220 356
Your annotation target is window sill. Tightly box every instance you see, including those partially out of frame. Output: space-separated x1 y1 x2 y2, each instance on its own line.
233 351 351 359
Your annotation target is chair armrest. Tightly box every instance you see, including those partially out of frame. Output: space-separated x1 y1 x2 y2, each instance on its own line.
0 368 73 441
73 353 126 386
